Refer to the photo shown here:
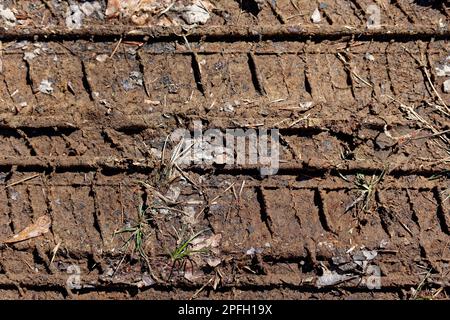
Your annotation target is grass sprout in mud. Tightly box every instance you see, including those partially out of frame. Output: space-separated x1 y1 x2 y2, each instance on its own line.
110 136 224 284
340 167 388 213
167 228 211 280
113 202 153 276
169 228 209 263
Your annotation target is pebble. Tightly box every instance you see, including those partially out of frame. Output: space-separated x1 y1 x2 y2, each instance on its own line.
0 5 16 26
365 52 375 61
311 8 321 24
38 79 54 95
443 79 450 93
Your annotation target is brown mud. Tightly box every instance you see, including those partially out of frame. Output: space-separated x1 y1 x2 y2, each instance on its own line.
0 0 449 300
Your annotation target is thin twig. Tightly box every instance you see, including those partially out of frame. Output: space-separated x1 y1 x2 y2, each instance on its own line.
110 37 123 59
4 174 40 189
190 277 214 300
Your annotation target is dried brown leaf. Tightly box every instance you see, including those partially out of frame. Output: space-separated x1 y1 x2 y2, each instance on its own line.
3 216 51 244
191 233 222 251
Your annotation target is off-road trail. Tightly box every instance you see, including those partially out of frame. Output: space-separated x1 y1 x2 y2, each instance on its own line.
0 0 448 299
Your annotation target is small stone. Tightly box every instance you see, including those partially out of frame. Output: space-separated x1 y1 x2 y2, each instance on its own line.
23 52 36 61
105 268 114 277
436 57 450 77
66 5 84 29
10 190 19 201
0 5 17 26
332 256 350 265
38 80 54 95
129 71 143 86
80 2 103 18
365 53 375 61
122 72 143 91
96 54 109 63
299 101 314 111
182 3 210 25
311 8 321 24
223 102 235 113
246 247 263 255
338 262 359 272
379 239 389 248
361 250 378 261
443 79 450 93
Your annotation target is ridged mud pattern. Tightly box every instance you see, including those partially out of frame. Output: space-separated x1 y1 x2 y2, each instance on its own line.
0 0 449 300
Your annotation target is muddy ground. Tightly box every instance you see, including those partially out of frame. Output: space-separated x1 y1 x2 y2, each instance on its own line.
0 0 449 300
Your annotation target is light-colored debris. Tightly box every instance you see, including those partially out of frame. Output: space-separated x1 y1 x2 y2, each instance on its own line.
38 79 54 95
106 0 214 26
165 185 181 202
176 137 234 166
316 269 354 288
3 216 51 244
222 102 235 113
4 173 41 189
96 54 109 63
23 49 41 61
181 205 198 226
66 2 103 29
181 1 211 25
299 101 314 111
246 247 264 255
136 275 155 288
331 248 378 273
191 233 222 254
149 147 162 158
0 5 17 27
365 52 375 61
191 233 221 252
122 71 144 91
81 2 103 18
379 239 389 248
361 250 378 261
311 8 321 24
436 56 450 77
184 265 203 282
443 79 450 93
10 190 19 201
50 241 62 264
106 0 164 17
66 4 84 29
206 257 221 267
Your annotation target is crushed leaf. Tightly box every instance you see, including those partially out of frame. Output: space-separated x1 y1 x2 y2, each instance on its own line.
4 215 51 244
